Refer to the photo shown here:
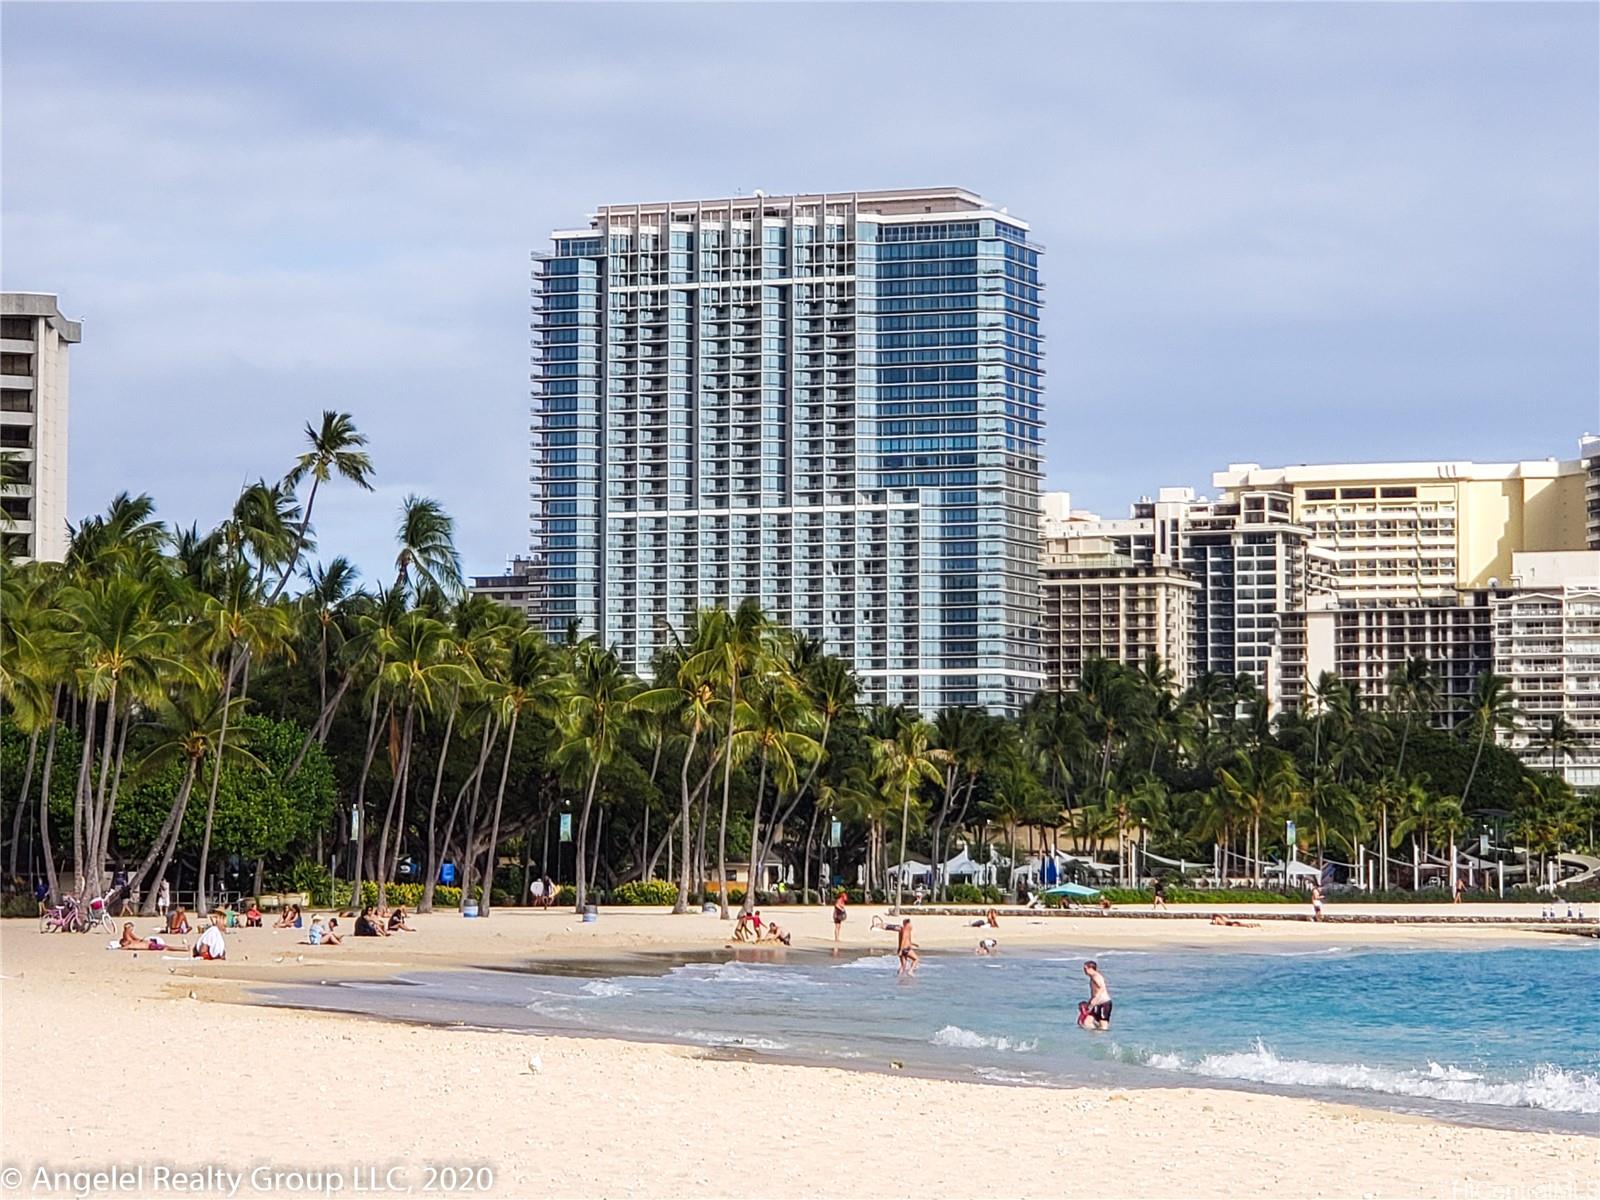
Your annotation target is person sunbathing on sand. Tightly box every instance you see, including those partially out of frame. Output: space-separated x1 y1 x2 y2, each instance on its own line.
1210 914 1259 928
117 922 176 951
870 915 904 932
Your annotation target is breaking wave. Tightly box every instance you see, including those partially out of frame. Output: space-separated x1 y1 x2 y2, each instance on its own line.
1131 1040 1600 1114
931 1024 1038 1053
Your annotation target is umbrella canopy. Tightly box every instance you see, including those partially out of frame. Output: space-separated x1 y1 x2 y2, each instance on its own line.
1040 882 1101 899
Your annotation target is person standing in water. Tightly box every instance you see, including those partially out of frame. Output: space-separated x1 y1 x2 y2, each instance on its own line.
832 891 848 943
897 917 919 976
1310 884 1325 922
1081 960 1112 1030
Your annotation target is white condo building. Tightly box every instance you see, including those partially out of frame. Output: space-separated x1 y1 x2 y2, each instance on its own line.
1492 551 1600 790
1 293 78 562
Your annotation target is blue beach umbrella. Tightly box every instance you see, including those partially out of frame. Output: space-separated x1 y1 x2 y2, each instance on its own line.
1041 882 1100 899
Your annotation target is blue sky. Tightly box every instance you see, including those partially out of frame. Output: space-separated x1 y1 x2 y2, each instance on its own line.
3 2 1596 583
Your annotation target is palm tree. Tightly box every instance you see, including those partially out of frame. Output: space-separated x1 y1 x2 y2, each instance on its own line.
373 611 463 908
1459 672 1518 811
1386 655 1439 778
874 718 948 913
475 628 552 916
1216 747 1302 883
684 600 769 919
1532 714 1582 778
740 666 820 911
552 640 638 912
393 496 463 599
271 412 374 603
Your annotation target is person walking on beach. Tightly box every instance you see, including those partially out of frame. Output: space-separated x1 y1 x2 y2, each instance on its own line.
832 892 848 943
897 917 919 976
156 879 170 920
1310 884 1325 922
1081 960 1112 1030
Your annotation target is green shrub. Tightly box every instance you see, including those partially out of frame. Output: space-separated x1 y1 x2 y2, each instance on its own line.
283 860 334 906
612 879 679 906
1097 886 1295 905
553 885 576 907
981 885 1005 904
947 883 985 904
357 881 466 910
1 892 38 918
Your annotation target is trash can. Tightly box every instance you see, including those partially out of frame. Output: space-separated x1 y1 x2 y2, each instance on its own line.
582 903 598 923
463 901 479 918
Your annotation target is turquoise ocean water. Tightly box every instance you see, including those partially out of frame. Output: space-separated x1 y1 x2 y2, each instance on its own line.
264 942 1599 1132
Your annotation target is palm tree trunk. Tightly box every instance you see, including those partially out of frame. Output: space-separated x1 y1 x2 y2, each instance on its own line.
480 708 519 917
716 678 738 920
573 755 603 913
742 748 770 916
266 474 320 605
135 758 200 912
1461 725 1489 809
286 670 354 781
36 690 62 904
893 781 912 913
417 687 459 913
350 693 391 912
88 683 120 896
375 703 416 910
94 712 133 888
197 654 238 912
71 696 97 894
456 718 499 911
674 721 700 914
435 719 494 908
9 726 40 876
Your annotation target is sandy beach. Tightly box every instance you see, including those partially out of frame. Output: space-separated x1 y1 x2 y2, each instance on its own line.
1 905 1594 1200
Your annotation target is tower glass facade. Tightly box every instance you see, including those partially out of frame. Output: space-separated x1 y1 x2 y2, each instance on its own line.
530 189 1043 712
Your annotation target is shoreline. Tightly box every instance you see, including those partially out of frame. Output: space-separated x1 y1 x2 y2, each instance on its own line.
3 907 1595 1199
245 946 1598 1138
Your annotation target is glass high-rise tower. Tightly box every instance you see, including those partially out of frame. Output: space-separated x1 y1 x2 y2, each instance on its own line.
529 188 1043 713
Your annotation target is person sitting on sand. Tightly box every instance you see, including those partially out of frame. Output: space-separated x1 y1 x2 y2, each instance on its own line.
305 916 343 946
354 906 388 937
274 904 304 930
388 906 415 932
192 912 227 961
244 901 263 928
975 937 998 955
1098 895 1112 914
986 908 1000 928
116 922 174 952
167 906 191 936
896 918 919 976
765 920 792 946
1210 914 1259 928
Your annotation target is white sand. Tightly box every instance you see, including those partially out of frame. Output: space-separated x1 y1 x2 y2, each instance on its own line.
1 905 1592 1200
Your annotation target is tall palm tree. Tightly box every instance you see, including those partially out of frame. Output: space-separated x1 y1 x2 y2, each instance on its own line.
684 600 769 919
552 640 638 912
1216 747 1302 883
475 629 555 914
1459 671 1518 811
373 610 464 908
393 496 463 599
740 667 820 911
1532 714 1582 778
271 411 374 603
874 718 948 913
1386 655 1439 778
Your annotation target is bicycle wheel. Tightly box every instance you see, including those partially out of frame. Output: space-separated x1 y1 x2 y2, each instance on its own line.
39 910 52 934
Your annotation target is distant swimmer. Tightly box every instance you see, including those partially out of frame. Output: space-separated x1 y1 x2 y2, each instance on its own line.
1079 960 1111 1030
897 918 919 976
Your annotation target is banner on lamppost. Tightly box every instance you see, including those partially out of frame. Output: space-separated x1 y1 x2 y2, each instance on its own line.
559 813 573 843
829 819 842 848
351 808 360 839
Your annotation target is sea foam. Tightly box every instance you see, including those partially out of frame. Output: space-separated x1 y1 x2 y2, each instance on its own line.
931 1024 1038 1053
1138 1039 1600 1114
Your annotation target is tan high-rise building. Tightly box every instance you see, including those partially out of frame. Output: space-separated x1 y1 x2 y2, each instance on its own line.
1040 531 1197 692
1212 457 1588 606
1 293 79 562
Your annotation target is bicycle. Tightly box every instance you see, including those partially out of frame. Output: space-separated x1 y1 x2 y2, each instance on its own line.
39 895 88 934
